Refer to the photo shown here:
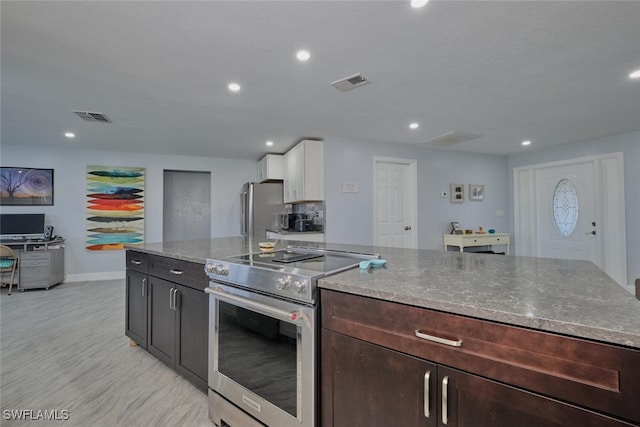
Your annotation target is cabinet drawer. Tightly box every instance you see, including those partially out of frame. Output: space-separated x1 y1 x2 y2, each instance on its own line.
148 254 207 291
20 267 50 286
20 252 50 266
464 235 506 245
321 289 640 424
126 251 149 273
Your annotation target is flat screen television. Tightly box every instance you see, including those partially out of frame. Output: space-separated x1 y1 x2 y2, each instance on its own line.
0 213 45 240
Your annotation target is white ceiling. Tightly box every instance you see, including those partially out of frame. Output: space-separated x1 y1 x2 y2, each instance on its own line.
2 1 639 160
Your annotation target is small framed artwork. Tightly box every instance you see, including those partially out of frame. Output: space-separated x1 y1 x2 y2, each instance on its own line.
450 221 463 234
469 184 484 201
450 183 464 203
0 167 54 205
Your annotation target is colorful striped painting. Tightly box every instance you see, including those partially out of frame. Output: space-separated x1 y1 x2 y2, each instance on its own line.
86 166 145 250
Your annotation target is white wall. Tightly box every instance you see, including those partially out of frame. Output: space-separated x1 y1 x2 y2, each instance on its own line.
323 137 510 250
508 130 640 287
0 145 256 281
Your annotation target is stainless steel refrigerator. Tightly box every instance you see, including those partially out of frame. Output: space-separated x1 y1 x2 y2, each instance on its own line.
241 182 284 239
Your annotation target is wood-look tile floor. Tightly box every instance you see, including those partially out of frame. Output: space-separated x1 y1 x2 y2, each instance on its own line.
0 280 212 426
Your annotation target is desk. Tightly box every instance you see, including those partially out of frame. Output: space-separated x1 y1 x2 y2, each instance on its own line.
443 233 510 255
0 238 65 290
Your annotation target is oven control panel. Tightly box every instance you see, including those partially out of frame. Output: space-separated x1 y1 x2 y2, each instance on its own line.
206 262 229 276
274 276 307 294
205 258 315 304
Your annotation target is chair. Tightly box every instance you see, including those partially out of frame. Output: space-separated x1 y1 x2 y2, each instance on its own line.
0 245 18 295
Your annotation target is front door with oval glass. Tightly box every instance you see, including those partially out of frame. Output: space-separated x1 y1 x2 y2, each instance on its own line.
535 161 599 266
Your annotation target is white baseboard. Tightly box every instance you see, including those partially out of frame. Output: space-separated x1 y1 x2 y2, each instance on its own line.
65 271 125 283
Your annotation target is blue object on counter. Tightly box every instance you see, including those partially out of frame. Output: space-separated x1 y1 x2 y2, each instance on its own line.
359 259 388 270
488 229 496 234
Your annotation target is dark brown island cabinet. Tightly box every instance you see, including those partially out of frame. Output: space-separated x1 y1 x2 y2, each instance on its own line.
125 250 209 391
321 289 640 427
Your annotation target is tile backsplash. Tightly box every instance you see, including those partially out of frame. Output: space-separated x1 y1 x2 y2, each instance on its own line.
289 202 325 232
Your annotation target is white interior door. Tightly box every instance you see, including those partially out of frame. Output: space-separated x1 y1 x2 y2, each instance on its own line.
374 159 417 248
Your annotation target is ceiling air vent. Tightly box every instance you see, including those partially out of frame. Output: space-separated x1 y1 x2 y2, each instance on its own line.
421 131 483 147
331 73 371 92
72 111 112 123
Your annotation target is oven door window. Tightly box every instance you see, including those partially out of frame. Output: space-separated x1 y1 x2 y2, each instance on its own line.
217 301 300 418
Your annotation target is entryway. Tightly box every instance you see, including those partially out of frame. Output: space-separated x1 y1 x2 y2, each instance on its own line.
163 170 211 242
373 157 418 248
514 153 627 286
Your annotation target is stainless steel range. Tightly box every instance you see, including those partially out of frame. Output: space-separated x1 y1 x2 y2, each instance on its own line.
204 245 378 427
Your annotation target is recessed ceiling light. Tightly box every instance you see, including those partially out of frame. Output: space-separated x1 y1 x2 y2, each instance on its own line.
266 140 274 147
410 0 429 8
228 82 241 92
64 132 75 138
522 140 531 146
409 123 419 130
629 69 640 79
296 50 311 62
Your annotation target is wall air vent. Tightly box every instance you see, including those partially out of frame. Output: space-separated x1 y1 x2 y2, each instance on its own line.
421 131 483 147
72 111 112 123
331 73 371 92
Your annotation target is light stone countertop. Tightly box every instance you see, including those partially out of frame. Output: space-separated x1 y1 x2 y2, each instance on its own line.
126 238 640 349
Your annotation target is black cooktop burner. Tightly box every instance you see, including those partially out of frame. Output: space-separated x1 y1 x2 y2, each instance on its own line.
270 252 324 264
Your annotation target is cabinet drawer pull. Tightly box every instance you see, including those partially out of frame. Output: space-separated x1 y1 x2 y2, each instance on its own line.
424 371 431 418
442 376 449 425
169 269 184 275
130 259 142 265
415 329 463 347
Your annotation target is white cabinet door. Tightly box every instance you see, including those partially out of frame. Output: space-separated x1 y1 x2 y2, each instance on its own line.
258 154 283 182
283 140 324 203
283 148 297 203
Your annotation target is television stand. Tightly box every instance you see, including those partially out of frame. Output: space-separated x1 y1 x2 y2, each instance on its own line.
0 237 65 291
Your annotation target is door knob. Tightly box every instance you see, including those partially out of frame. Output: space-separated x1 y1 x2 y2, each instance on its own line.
404 226 412 231
585 230 596 235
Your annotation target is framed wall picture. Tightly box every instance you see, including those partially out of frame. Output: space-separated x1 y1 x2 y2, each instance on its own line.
0 167 54 206
450 183 464 203
469 184 484 201
450 221 462 234
86 165 145 251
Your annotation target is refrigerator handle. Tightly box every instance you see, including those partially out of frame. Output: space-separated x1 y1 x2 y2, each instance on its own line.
240 191 248 235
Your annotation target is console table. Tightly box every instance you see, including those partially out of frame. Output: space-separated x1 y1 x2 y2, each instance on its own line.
443 233 510 255
0 237 65 291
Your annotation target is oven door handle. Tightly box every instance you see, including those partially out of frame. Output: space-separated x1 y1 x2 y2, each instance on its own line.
205 286 302 322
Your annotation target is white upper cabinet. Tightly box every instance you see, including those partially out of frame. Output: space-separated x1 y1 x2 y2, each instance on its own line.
283 140 324 203
258 154 284 182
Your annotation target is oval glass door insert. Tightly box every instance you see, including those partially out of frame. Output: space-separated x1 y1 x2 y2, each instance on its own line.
552 179 579 236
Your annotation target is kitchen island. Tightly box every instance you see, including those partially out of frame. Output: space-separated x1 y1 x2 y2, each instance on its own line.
126 237 640 426
318 246 640 426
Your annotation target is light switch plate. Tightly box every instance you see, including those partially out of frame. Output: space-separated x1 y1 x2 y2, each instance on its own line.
342 182 359 193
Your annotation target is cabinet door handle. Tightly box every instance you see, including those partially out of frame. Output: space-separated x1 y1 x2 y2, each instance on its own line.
415 329 463 347
169 269 184 275
130 259 142 265
141 277 147 298
169 288 175 310
442 376 449 425
424 371 431 418
173 288 180 311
